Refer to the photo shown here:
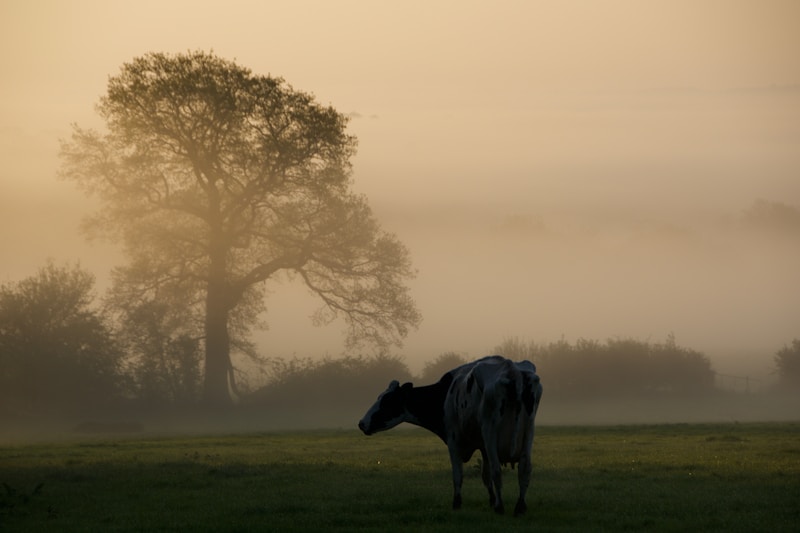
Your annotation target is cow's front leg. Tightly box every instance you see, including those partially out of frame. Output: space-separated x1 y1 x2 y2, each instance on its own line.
448 448 464 510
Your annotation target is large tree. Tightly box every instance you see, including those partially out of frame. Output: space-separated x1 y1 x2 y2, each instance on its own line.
60 51 421 406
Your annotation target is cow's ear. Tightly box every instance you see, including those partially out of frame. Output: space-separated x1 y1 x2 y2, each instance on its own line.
388 380 400 391
401 382 413 390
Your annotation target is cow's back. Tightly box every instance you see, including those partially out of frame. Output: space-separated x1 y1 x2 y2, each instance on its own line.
443 356 539 464
474 358 537 464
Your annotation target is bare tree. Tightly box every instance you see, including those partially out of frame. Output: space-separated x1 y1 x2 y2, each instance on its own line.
60 51 421 406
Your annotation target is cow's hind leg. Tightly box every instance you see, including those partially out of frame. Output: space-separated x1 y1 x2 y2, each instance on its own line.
514 451 532 516
515 424 536 516
490 459 504 514
479 449 497 509
482 435 504 514
448 448 464 510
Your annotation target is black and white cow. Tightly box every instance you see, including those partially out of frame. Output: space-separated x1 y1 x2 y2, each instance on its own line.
358 355 542 515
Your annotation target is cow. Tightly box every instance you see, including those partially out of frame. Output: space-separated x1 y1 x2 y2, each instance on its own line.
358 355 542 515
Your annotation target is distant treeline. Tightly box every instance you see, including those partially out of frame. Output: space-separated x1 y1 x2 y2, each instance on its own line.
243 335 716 419
240 338 800 427
246 354 413 414
1 263 799 420
492 336 714 398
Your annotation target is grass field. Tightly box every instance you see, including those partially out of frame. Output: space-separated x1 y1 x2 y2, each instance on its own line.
1 423 799 532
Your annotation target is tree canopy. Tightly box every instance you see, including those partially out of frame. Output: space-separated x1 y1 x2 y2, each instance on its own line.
60 51 421 405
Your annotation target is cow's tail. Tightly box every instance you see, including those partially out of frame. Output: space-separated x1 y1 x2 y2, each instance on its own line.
493 359 526 460
508 361 543 461
509 362 527 458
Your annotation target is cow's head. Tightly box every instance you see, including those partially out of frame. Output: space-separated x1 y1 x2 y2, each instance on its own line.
358 380 413 435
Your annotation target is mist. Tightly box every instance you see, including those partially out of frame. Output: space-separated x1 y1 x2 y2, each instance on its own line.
264 86 800 385
2 1 799 435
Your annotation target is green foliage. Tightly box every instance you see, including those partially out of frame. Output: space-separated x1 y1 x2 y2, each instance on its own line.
1 424 798 532
245 354 412 426
494 337 539 361
107 294 203 406
774 339 800 390
496 335 715 398
0 263 124 415
418 352 468 384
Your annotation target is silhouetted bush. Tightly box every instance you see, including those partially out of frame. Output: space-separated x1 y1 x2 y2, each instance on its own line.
418 351 468 384
245 353 412 413
774 339 800 392
0 263 125 416
492 335 715 399
494 337 539 362
109 297 203 407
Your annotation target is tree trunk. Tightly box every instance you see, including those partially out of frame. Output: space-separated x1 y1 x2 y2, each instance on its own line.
204 298 232 406
203 238 233 407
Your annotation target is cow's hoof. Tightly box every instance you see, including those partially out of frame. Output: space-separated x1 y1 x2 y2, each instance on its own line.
494 503 505 515
514 500 527 516
452 494 462 510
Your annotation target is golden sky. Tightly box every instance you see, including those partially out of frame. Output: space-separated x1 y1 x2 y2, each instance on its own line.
2 1 798 119
1 1 799 377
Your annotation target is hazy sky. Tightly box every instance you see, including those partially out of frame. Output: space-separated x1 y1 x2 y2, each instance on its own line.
2 1 799 379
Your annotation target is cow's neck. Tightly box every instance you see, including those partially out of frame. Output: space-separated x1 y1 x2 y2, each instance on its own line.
404 381 449 443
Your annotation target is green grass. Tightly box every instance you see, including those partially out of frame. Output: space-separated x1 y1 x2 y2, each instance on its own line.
2 423 799 532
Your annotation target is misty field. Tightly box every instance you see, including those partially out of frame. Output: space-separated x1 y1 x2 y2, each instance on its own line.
2 424 798 532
